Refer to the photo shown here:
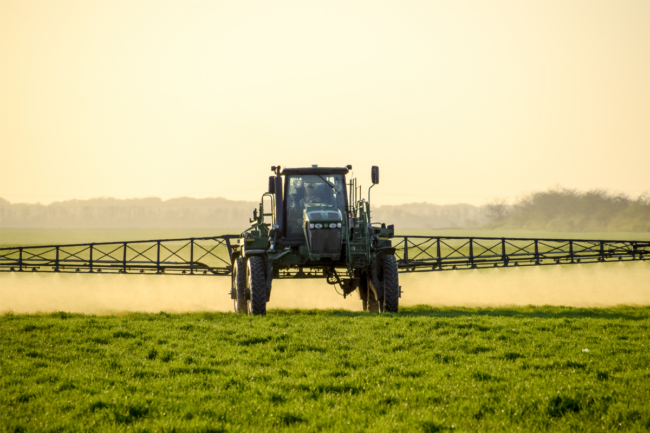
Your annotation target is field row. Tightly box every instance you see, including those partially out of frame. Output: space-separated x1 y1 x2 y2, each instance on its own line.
2 307 650 432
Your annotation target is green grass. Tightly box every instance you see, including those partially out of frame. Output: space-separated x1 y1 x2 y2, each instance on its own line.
2 307 650 432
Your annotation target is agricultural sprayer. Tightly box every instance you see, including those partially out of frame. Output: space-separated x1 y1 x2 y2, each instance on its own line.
1 165 648 315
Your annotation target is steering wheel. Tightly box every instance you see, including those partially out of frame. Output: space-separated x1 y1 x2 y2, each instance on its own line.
310 197 322 204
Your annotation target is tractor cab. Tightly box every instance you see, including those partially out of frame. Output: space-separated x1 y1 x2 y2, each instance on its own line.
277 166 349 258
284 173 347 235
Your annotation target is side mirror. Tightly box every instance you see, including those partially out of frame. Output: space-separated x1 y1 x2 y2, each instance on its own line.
268 176 275 194
371 166 379 184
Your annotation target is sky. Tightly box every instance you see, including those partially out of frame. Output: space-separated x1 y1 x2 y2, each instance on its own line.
1 0 649 206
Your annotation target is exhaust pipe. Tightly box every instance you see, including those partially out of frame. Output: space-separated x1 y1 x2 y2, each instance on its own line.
274 175 284 237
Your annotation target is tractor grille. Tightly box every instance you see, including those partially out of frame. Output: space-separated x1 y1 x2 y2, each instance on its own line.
308 228 342 255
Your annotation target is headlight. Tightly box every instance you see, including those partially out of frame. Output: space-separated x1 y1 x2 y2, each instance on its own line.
315 223 322 229
309 223 314 229
337 223 342 228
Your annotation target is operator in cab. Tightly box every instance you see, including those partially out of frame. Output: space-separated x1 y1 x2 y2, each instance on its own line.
300 183 322 208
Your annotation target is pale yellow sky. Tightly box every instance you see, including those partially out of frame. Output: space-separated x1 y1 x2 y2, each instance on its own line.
1 0 649 206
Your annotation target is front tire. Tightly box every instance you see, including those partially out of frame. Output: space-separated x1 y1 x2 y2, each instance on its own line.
233 257 248 314
381 255 399 313
247 256 267 316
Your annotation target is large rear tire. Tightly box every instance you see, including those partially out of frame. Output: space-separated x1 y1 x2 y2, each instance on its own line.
382 254 399 313
247 256 267 316
233 257 248 314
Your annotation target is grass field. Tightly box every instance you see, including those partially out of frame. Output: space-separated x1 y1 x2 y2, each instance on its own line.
2 307 650 432
2 229 649 431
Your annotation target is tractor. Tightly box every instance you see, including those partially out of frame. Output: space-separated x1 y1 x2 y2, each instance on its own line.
231 165 398 315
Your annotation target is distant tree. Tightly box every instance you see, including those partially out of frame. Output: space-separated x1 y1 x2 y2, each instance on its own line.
483 198 509 221
485 186 650 232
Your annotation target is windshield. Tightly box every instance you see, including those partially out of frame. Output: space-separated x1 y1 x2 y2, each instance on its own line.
285 174 346 238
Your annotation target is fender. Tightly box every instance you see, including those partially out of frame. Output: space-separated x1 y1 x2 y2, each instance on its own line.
376 246 396 256
243 248 266 257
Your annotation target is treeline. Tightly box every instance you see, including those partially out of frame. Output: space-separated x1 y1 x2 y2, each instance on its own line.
0 197 254 229
0 197 488 229
486 188 650 232
1 188 648 231
372 203 488 229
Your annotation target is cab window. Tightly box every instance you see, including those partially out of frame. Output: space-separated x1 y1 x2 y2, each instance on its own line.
284 174 346 238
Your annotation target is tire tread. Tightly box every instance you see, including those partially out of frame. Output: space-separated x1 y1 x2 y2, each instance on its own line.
382 254 399 313
234 257 248 313
248 256 267 315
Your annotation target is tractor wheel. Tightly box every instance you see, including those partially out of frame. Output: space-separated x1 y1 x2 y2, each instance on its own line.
381 254 399 313
233 257 248 314
247 256 267 316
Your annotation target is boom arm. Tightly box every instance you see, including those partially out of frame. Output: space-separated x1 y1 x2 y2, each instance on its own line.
0 235 647 275
0 236 237 275
392 236 649 272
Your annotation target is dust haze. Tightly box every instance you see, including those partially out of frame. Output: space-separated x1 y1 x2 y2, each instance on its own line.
400 262 650 308
1 262 648 314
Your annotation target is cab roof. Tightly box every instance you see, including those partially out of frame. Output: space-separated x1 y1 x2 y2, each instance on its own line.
280 167 349 176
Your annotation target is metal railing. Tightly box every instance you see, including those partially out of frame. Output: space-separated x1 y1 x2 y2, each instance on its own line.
391 236 650 272
0 236 237 275
1 234 647 276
